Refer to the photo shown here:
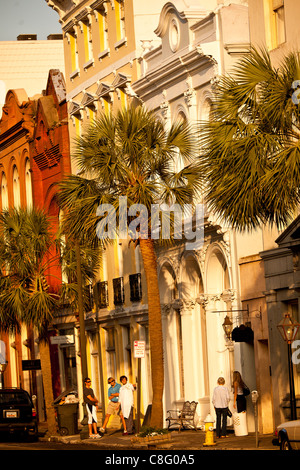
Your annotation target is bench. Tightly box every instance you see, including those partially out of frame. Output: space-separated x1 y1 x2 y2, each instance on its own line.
166 401 198 431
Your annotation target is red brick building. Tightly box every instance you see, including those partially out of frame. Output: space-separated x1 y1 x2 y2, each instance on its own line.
0 70 71 411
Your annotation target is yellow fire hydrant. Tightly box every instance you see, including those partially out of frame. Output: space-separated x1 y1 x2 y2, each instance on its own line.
202 414 216 446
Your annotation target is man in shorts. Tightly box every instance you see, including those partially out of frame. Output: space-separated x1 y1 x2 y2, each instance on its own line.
100 377 126 434
83 377 101 439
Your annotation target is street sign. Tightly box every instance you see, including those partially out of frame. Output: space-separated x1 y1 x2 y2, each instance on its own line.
50 335 74 345
134 340 145 358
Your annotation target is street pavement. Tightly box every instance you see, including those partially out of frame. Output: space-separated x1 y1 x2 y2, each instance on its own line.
39 423 278 452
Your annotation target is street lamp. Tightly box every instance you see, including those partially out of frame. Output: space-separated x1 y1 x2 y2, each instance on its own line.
222 315 233 340
277 313 300 420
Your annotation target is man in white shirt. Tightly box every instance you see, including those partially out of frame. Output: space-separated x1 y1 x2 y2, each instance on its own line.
212 377 230 438
119 376 136 435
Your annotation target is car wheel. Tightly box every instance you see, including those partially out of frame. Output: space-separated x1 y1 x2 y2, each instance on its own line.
280 435 291 450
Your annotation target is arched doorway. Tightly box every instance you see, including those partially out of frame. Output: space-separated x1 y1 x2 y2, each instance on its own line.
205 245 232 414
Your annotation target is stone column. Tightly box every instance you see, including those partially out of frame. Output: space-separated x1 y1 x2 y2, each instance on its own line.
178 298 198 402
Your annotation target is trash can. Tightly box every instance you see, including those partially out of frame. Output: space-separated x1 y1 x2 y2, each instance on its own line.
52 389 79 436
55 403 79 436
233 412 248 436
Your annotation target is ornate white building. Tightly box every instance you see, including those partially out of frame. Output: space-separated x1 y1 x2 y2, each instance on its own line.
132 0 259 428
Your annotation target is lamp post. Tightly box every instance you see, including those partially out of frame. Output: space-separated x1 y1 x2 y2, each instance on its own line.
277 313 300 421
222 315 233 340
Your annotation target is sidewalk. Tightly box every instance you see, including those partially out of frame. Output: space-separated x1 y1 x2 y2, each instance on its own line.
39 424 278 451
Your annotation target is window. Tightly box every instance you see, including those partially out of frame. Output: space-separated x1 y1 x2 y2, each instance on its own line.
114 0 125 43
264 0 286 49
70 31 79 74
95 280 109 308
64 20 79 77
1 173 8 210
273 0 285 45
113 277 125 305
122 326 132 379
97 8 108 54
82 19 93 66
129 273 142 302
12 166 20 209
25 159 32 208
105 328 116 378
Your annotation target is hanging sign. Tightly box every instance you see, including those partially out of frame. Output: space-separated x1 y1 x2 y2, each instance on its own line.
50 335 74 345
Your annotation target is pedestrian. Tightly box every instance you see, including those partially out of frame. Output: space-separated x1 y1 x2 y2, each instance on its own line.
119 375 136 435
100 377 126 434
233 370 247 413
83 377 101 439
212 377 230 438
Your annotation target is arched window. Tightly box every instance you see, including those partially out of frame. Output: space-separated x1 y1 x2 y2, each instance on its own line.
12 165 21 209
174 110 188 173
25 159 33 208
1 172 8 210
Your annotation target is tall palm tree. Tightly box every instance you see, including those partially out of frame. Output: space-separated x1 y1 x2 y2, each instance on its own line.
0 207 100 435
198 47 300 231
58 105 201 428
0 208 58 435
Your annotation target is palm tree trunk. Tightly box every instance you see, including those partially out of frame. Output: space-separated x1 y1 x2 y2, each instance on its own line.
39 340 57 436
139 238 164 428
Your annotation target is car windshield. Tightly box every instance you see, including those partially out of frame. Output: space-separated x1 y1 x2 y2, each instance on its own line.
0 392 31 405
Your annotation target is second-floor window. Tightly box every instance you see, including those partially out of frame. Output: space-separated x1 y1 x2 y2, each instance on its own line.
273 0 285 46
114 0 125 43
82 19 93 64
97 8 108 53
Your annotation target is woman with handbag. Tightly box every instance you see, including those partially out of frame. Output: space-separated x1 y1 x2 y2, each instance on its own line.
212 377 231 438
233 371 248 413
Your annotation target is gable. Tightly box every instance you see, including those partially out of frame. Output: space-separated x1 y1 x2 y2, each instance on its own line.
276 215 300 248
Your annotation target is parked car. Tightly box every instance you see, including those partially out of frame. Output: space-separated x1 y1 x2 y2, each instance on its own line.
0 388 38 439
273 419 300 450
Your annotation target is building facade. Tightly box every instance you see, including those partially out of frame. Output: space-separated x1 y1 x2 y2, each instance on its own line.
132 0 261 429
0 69 72 421
242 0 300 431
46 0 273 432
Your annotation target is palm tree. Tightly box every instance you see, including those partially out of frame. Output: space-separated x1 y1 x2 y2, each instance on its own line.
0 207 58 435
198 47 300 231
58 105 201 428
0 207 101 436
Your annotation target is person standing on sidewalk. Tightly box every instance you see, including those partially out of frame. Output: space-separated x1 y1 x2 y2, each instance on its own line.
212 377 230 438
233 371 247 413
119 376 136 435
100 377 127 434
83 378 101 439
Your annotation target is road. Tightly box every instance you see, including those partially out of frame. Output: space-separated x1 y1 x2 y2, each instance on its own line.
0 438 100 451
